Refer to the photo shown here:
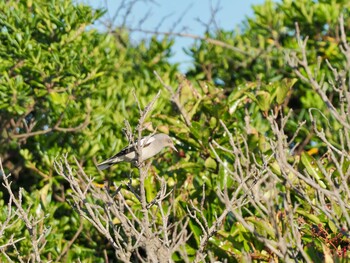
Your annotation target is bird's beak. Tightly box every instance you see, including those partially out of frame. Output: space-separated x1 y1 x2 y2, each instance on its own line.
170 144 178 152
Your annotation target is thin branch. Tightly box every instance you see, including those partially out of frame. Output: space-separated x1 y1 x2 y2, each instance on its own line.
0 159 42 263
124 28 250 55
154 71 192 126
10 108 91 139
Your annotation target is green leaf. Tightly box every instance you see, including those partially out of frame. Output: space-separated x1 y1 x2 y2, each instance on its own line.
296 208 321 225
246 217 275 238
255 90 271 112
190 121 202 140
276 78 297 105
145 176 157 202
49 92 68 106
328 220 337 234
301 152 327 189
40 183 52 208
204 157 217 171
188 217 202 245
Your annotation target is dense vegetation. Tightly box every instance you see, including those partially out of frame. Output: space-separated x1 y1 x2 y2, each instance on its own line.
1 0 350 262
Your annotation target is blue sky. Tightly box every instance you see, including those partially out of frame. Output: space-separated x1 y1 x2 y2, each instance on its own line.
82 0 267 71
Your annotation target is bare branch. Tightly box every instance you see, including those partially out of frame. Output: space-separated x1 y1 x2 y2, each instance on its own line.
0 160 44 263
9 107 91 139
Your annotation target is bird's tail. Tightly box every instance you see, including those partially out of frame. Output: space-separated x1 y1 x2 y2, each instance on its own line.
97 161 113 170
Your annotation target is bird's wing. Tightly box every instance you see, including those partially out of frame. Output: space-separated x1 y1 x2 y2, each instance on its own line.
97 135 157 170
107 135 156 159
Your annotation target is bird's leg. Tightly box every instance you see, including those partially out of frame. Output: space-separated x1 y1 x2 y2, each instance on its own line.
134 160 145 168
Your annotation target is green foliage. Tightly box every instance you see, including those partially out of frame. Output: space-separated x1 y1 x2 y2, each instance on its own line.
1 0 350 261
186 0 350 153
0 0 177 182
0 0 178 260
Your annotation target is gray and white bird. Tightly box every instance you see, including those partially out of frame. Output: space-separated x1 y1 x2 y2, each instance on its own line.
97 133 177 170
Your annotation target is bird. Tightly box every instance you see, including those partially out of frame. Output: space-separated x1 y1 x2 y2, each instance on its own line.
97 133 177 170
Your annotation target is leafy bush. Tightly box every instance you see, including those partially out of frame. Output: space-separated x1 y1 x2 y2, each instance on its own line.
1 0 350 262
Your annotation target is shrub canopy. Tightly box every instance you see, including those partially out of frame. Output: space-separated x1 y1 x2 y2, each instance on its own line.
1 0 350 261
